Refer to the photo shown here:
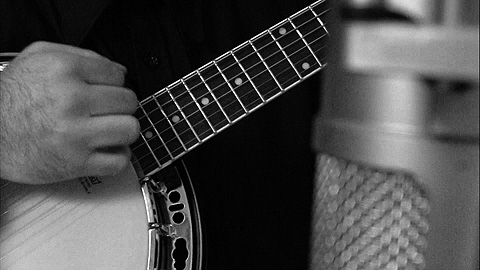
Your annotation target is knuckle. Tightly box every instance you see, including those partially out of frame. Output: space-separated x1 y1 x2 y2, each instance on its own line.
126 117 141 143
54 121 84 147
21 44 77 74
22 41 53 53
78 48 103 59
96 61 126 86
52 121 71 141
15 47 74 77
58 86 90 117
42 53 76 75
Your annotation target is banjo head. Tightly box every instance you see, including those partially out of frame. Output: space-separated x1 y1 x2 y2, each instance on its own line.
0 162 202 270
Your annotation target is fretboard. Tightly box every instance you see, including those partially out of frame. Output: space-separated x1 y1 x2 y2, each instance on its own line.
131 0 330 176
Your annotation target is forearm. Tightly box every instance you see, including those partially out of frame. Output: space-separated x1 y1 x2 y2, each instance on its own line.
0 53 63 183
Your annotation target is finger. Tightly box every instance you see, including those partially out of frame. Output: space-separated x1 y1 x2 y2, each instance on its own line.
88 85 138 115
74 56 127 86
84 147 131 177
82 115 140 149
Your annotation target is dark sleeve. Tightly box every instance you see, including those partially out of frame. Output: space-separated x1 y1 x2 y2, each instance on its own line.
0 0 63 52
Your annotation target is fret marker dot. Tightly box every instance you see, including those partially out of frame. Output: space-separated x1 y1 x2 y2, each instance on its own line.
172 115 181 123
201 97 210 105
302 62 311 70
234 77 243 85
145 131 153 139
279 27 287 35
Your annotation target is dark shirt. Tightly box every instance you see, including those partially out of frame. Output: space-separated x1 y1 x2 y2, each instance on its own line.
81 0 201 100
1 0 204 99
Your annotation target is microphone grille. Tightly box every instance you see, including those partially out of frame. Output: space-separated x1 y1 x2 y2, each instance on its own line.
311 154 430 270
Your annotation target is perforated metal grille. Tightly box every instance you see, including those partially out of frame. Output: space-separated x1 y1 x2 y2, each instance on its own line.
311 154 430 270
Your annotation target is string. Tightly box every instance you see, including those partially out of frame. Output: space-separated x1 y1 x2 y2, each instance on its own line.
134 12 329 142
139 46 328 173
133 2 330 167
139 47 329 173
133 6 330 166
133 13 329 157
135 32 328 169
135 2 327 123
141 0 328 110
133 19 329 144
136 4 329 131
138 4 329 127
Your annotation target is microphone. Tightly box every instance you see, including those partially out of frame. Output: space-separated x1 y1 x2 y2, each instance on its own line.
311 154 431 270
310 1 479 269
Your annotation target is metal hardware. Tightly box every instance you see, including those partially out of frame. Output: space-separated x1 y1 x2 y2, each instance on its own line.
149 223 177 238
141 176 168 196
0 52 17 72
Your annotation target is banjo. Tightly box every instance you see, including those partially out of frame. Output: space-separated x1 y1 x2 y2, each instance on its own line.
0 0 330 269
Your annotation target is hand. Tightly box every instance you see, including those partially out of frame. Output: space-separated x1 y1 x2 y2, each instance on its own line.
0 41 140 184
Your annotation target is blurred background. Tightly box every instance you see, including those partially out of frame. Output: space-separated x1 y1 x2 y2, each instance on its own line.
311 0 478 270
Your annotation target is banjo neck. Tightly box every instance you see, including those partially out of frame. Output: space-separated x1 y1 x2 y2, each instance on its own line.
131 0 330 176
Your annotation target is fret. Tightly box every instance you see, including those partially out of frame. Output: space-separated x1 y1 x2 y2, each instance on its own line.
291 5 319 27
165 87 201 146
185 72 230 131
287 16 322 63
213 59 248 114
132 132 170 168
304 27 328 65
153 93 193 152
199 64 244 121
251 32 300 89
136 100 176 161
248 39 284 92
230 51 266 103
311 0 331 22
180 79 216 139
310 1 330 63
216 53 263 110
169 82 213 141
131 137 155 171
133 106 172 169
130 127 161 171
142 96 185 157
292 7 329 64
137 100 172 158
267 28 303 80
234 43 281 100
278 18 322 77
